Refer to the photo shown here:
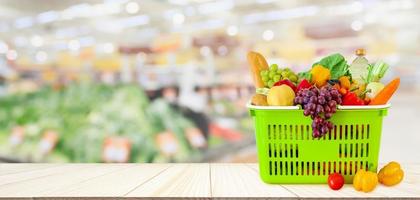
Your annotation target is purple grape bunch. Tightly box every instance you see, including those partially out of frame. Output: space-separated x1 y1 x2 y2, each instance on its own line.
294 86 342 138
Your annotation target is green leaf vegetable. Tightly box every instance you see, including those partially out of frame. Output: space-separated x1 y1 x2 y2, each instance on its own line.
313 53 351 80
365 61 388 83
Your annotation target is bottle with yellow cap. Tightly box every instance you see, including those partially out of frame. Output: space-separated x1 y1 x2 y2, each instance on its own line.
349 48 370 85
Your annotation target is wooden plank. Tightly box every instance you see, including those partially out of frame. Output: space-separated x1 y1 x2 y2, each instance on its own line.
211 163 297 198
0 164 85 186
0 164 129 198
0 164 58 176
125 163 211 198
44 164 170 197
249 163 420 198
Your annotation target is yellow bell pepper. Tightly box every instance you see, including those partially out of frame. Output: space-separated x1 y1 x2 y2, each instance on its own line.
378 161 404 186
353 169 378 192
310 65 330 88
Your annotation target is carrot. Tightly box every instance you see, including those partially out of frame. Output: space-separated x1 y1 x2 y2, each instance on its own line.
369 78 400 105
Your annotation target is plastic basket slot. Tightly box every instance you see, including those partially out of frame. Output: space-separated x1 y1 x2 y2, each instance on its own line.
312 162 315 175
273 143 277 158
279 124 282 140
355 143 359 158
334 125 337 140
274 161 278 175
273 125 277 140
345 144 348 158
339 144 342 158
268 125 271 140
366 143 369 157
350 125 353 139
290 161 294 175
317 162 321 176
290 144 293 158
328 162 331 175
306 162 310 175
356 124 359 139
344 161 347 175
367 124 370 139
300 125 304 140
284 144 288 158
361 125 365 139
295 144 299 158
338 161 342 174
269 161 272 175
285 161 288 175
350 143 353 158
280 161 283 175
295 125 299 140
345 125 349 140
322 162 326 175
361 143 364 157
268 143 272 158
305 125 309 140
279 143 282 158
289 125 293 140
301 161 304 176
355 161 358 173
284 125 288 140
365 161 369 171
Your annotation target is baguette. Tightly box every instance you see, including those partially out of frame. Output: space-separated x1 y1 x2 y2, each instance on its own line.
247 51 269 88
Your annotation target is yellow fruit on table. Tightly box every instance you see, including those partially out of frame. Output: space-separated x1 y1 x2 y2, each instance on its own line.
353 169 378 193
378 161 404 186
267 85 295 106
311 65 330 88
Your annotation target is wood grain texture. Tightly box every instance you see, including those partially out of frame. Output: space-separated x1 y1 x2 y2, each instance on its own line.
0 163 418 199
45 164 169 197
125 163 211 198
211 163 296 198
0 164 129 197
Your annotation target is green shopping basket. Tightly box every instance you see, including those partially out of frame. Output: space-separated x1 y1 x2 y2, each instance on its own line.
248 103 389 184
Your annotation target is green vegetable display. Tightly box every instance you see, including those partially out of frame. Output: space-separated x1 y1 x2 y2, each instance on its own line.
0 82 201 162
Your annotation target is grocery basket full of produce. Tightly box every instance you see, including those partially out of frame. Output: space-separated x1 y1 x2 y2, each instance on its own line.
247 49 399 184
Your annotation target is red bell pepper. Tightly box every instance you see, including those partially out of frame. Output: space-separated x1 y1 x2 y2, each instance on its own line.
342 92 365 105
296 79 312 92
274 79 297 92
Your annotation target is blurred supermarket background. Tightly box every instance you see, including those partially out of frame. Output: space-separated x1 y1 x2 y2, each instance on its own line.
0 0 419 163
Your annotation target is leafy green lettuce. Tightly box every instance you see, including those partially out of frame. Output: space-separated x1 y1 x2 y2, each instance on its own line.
312 53 351 80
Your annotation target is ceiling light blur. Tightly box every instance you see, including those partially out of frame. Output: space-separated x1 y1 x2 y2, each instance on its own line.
125 2 140 14
351 20 363 31
103 43 115 54
68 40 80 51
37 11 60 24
217 45 228 56
0 42 8 54
198 1 234 14
13 36 27 47
0 23 9 32
14 17 34 29
243 6 319 24
226 25 238 36
200 46 212 56
30 35 44 47
6 50 18 60
35 51 48 62
172 13 185 25
168 0 188 5
262 30 274 41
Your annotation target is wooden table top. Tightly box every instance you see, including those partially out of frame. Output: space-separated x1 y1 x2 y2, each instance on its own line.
0 163 418 199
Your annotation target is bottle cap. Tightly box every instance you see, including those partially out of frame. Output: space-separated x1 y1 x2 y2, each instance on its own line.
355 48 365 56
